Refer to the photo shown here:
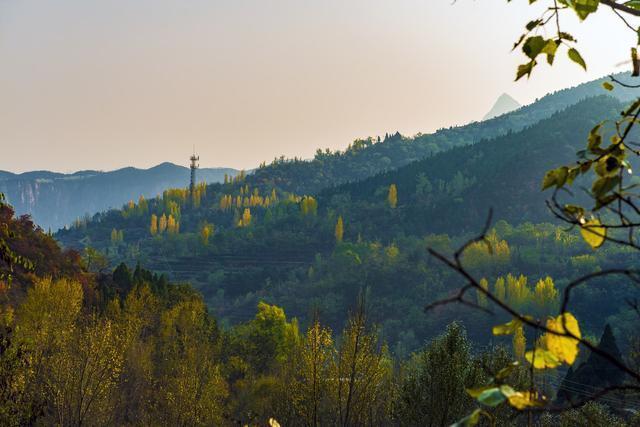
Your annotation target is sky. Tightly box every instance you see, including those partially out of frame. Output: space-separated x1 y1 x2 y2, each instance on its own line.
0 0 636 173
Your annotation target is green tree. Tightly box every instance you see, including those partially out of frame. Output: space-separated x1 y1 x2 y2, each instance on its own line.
155 298 227 426
394 323 482 427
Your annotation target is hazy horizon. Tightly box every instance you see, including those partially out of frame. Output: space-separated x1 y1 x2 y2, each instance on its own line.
0 0 632 173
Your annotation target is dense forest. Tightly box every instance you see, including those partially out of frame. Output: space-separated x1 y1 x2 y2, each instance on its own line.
6 0 640 423
55 95 639 350
2 183 638 425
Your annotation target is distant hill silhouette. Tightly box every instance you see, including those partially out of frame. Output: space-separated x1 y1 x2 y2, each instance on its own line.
0 163 238 231
482 93 521 120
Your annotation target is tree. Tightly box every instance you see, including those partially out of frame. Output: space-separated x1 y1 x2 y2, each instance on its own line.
167 214 178 234
150 214 158 236
424 2 640 421
301 196 318 217
110 228 121 244
539 402 625 427
387 184 398 209
45 315 127 426
159 214 167 234
239 208 252 227
292 316 334 427
155 299 227 426
332 299 392 426
335 216 344 243
533 276 558 316
11 277 84 423
200 222 214 245
394 323 482 427
82 247 108 273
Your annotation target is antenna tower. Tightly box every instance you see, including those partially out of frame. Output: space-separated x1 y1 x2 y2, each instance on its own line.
190 148 199 199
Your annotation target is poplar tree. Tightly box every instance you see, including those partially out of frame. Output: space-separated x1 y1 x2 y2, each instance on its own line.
293 317 334 426
477 278 489 309
388 184 398 209
241 208 252 227
150 214 158 236
513 326 526 362
200 223 214 245
159 214 168 234
335 216 344 243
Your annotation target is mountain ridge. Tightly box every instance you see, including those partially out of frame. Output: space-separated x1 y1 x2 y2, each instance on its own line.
482 93 521 120
0 162 239 230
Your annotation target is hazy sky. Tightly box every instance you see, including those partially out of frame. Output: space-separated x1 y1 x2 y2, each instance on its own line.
0 0 635 173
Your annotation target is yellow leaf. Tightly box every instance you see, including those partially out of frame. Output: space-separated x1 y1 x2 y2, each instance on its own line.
492 319 521 336
545 313 581 365
466 385 494 398
525 348 561 369
507 391 544 410
580 219 606 249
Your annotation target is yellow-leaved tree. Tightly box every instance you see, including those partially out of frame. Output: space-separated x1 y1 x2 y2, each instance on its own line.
335 216 344 243
387 184 398 209
150 214 158 236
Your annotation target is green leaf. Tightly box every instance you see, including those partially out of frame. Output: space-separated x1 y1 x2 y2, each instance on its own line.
562 204 585 219
516 61 536 81
602 82 614 91
558 32 575 42
594 155 622 178
495 362 519 381
542 167 568 190
477 387 506 407
542 40 559 65
591 176 620 198
522 36 546 60
512 34 527 51
568 48 587 70
452 409 484 427
588 123 603 153
525 19 543 31
569 0 600 20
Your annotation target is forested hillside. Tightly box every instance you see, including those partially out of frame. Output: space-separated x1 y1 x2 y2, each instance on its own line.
53 95 640 368
0 162 238 231
320 96 625 236
11 181 606 426
2 179 638 425
245 75 635 195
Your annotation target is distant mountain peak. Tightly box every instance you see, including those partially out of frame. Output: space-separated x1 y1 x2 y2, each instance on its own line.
483 93 521 121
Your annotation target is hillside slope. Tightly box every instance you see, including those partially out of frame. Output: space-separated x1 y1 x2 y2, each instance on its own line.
321 95 624 237
52 96 640 347
245 75 635 195
0 163 238 231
